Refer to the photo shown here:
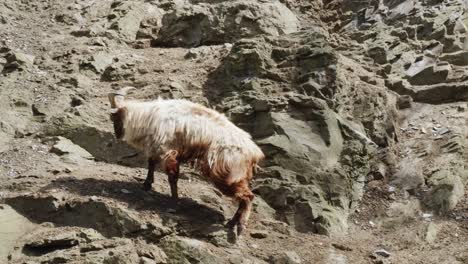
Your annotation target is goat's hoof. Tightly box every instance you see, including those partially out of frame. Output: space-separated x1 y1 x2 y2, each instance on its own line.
237 224 246 236
142 182 152 191
225 219 237 229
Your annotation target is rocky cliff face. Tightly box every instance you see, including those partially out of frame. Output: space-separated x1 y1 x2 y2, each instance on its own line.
0 0 467 263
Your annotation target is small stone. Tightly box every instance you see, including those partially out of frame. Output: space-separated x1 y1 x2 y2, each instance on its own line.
397 95 413 109
121 188 132 194
437 127 450 135
89 195 98 201
250 230 268 239
457 105 466 112
420 127 427 134
374 249 391 258
63 168 72 173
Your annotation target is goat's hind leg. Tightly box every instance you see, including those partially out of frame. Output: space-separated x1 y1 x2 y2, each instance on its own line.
143 158 156 191
163 150 180 199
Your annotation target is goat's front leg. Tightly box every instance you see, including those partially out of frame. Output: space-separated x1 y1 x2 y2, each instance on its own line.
163 150 180 199
143 158 156 191
227 180 254 236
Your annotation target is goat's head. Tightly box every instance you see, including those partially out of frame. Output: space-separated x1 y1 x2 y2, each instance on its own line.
108 86 134 139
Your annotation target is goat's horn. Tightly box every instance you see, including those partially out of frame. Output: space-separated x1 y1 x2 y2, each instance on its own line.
108 86 135 108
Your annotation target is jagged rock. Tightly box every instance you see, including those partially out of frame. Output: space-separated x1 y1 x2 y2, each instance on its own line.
412 81 468 103
159 235 223 264
406 64 450 85
109 2 163 43
83 52 114 73
443 35 464 53
368 44 388 64
155 0 299 47
3 52 35 72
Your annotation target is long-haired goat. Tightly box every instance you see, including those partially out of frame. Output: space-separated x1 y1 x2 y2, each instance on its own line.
108 87 264 235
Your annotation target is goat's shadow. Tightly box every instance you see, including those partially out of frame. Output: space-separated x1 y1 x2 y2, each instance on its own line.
40 177 228 238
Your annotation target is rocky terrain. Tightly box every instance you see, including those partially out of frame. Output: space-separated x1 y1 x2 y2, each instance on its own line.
0 0 467 263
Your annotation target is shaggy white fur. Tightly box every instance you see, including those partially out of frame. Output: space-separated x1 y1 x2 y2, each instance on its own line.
120 98 264 184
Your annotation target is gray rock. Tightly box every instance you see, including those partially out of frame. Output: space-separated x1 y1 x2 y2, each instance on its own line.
88 52 114 73
324 249 347 264
412 81 468 104
407 64 449 86
424 222 438 244
424 169 465 214
271 251 302 264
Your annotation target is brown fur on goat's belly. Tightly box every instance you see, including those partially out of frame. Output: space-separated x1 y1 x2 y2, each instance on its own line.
108 88 264 235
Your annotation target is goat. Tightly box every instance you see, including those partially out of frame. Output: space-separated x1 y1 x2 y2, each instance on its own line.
108 87 264 235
